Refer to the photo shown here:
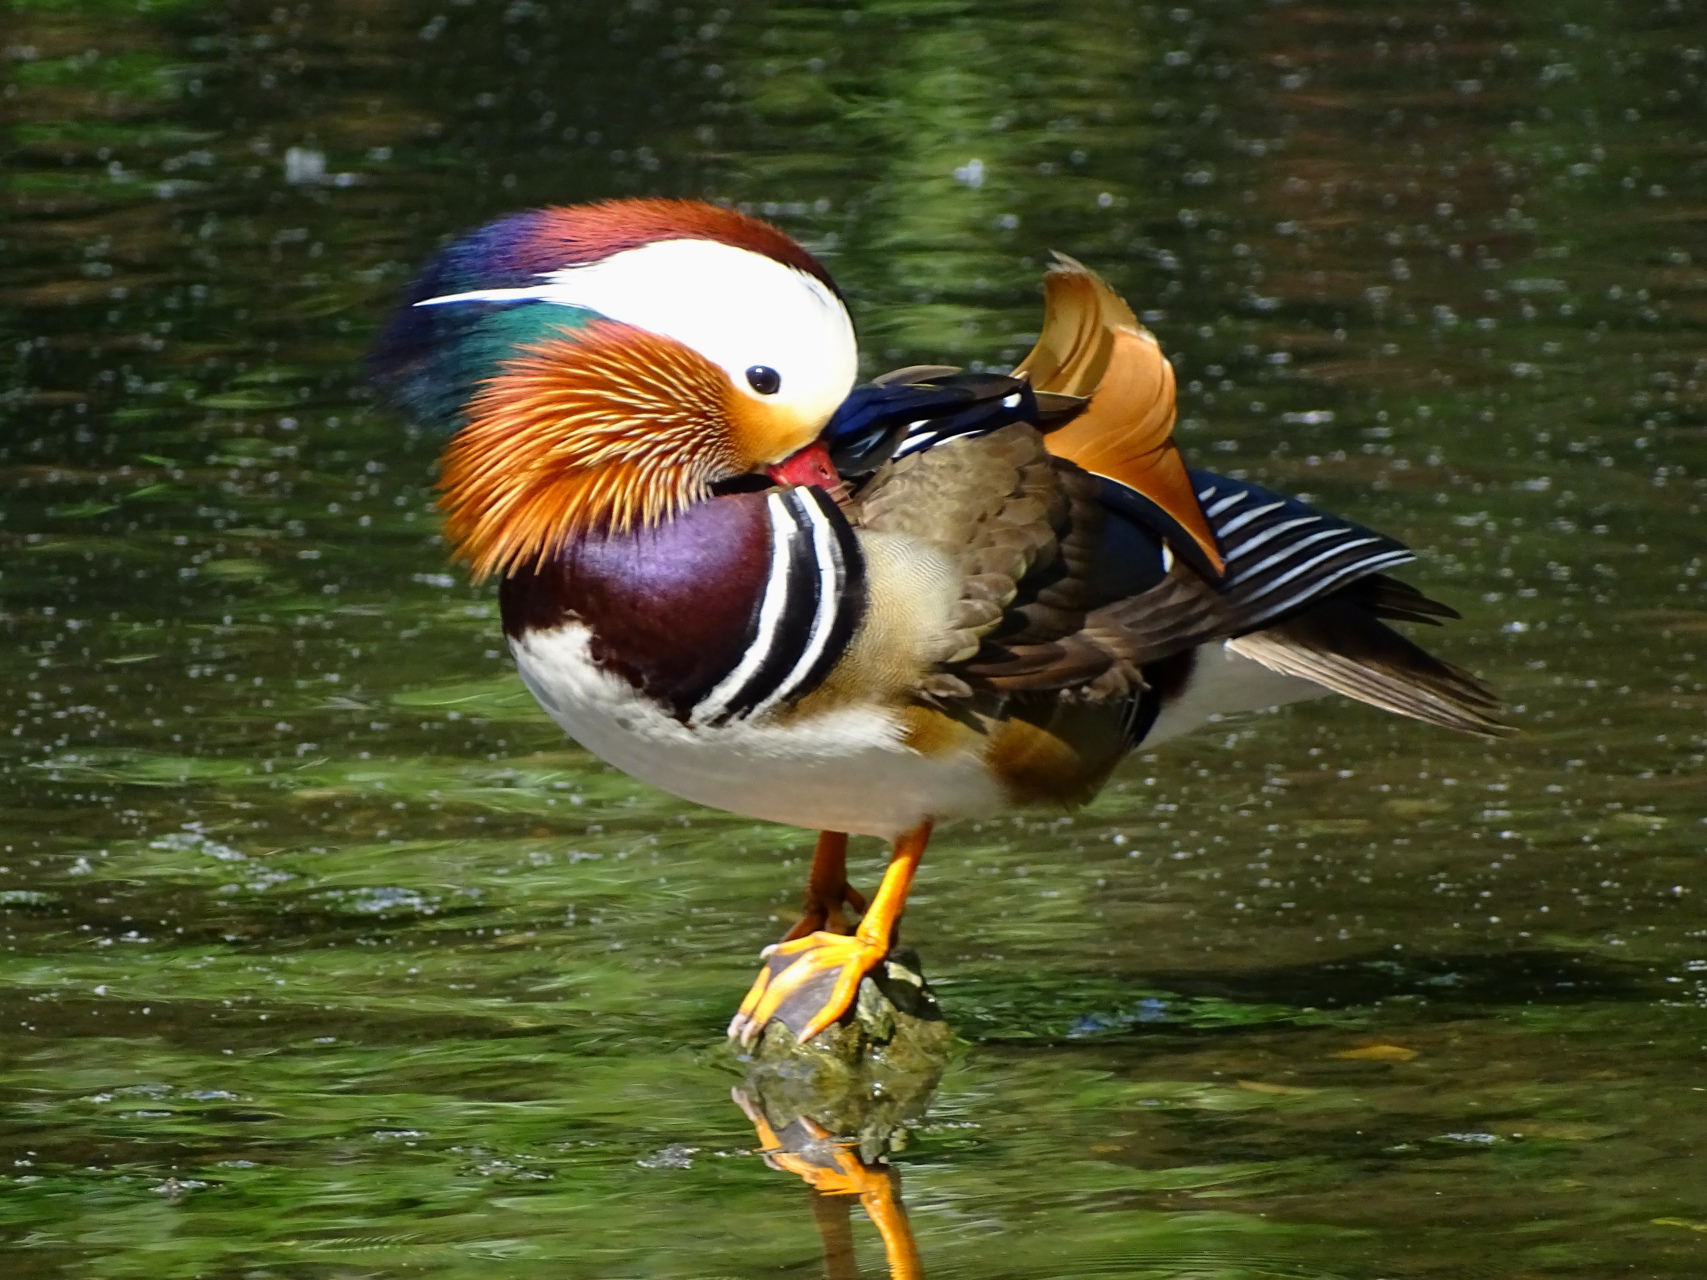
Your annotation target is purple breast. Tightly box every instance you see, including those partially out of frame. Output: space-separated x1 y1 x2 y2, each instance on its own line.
500 493 773 721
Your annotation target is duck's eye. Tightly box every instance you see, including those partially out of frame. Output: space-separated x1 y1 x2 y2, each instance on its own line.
745 365 782 396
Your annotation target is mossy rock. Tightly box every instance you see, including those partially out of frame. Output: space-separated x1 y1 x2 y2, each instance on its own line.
740 948 952 1160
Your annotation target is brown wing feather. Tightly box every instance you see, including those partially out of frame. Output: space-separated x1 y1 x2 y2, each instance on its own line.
852 421 1238 697
1227 598 1510 737
1015 255 1223 575
854 422 1160 697
856 423 1067 667
849 393 1505 742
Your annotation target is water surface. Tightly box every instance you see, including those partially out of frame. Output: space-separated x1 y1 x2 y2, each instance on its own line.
3 1 1706 1276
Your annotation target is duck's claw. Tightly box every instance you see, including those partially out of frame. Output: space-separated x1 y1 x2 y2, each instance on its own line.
727 930 888 1046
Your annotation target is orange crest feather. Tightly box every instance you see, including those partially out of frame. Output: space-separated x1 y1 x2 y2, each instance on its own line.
439 323 741 581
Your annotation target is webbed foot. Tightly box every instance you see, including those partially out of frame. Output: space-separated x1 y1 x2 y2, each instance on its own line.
729 930 889 1046
730 822 931 1047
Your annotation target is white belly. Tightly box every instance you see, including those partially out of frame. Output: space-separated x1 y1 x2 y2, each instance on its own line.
510 624 1007 840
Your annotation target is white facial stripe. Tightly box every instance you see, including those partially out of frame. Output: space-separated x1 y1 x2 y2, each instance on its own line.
417 238 858 433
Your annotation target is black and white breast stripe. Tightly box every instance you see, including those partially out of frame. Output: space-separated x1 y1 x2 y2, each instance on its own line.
691 487 865 727
1190 471 1415 628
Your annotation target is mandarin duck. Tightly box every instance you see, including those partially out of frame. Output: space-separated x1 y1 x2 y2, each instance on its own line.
372 198 1505 1046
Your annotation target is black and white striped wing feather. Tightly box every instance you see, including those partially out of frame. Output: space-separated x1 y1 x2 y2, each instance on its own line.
1193 473 1506 735
1191 472 1416 629
939 463 1502 734
1001 471 1425 682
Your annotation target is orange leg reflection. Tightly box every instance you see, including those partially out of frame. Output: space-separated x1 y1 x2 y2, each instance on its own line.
809 1189 861 1280
735 1089 923 1280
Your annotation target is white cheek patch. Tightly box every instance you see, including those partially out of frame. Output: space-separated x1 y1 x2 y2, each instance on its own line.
418 238 858 431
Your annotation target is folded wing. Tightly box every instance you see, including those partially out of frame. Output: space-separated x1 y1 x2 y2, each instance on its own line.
835 254 1504 740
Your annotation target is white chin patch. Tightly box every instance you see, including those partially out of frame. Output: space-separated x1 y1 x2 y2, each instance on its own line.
418 238 858 431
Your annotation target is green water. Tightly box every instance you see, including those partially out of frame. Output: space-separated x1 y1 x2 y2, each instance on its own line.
3 0 1706 1275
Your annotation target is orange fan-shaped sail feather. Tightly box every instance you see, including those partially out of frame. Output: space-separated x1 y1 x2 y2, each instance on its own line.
1016 254 1223 576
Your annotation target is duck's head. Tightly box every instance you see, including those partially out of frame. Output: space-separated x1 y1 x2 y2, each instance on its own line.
371 199 856 580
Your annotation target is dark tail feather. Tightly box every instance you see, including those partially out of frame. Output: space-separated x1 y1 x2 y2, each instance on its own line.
1227 594 1510 738
1341 573 1461 626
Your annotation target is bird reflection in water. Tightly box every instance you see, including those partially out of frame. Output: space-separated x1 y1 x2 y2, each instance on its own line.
731 948 948 1280
734 1089 922 1280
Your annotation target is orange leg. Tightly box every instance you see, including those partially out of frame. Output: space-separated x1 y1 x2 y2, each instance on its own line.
783 831 869 942
729 821 931 1046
